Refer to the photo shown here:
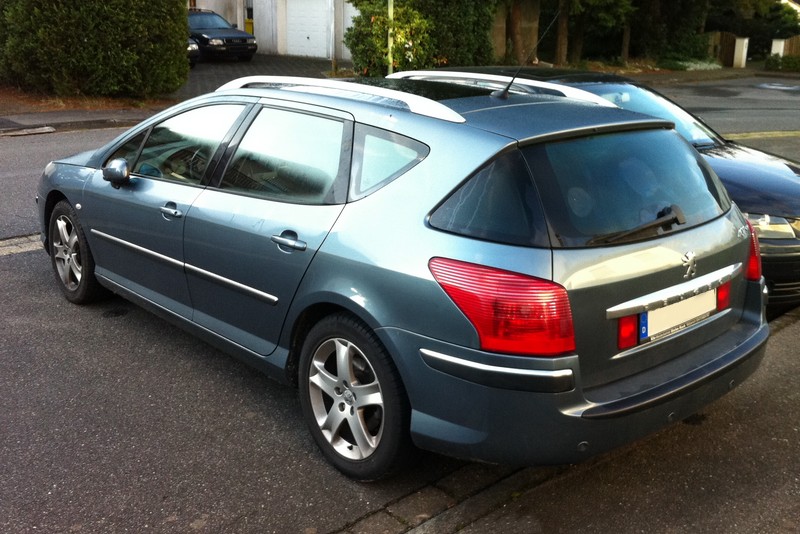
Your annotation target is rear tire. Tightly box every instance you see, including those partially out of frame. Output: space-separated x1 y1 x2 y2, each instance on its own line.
298 313 414 480
48 200 107 304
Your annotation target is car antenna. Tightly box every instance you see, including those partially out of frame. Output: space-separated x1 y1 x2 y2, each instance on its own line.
492 9 560 100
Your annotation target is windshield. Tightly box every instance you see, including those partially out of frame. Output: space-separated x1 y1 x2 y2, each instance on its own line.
574 82 721 148
522 129 730 247
189 13 233 30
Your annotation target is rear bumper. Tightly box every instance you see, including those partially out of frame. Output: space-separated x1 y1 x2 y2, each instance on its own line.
381 283 769 466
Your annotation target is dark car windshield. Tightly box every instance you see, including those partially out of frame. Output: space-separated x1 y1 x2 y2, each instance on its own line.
189 13 233 30
574 83 720 148
522 128 730 247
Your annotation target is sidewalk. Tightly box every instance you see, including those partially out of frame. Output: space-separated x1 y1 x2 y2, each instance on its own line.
0 54 338 136
1 55 797 137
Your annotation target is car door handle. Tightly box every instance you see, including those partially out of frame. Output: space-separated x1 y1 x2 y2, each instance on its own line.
271 232 307 252
160 204 183 219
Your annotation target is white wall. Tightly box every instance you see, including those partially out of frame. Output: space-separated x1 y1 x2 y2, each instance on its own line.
193 0 356 60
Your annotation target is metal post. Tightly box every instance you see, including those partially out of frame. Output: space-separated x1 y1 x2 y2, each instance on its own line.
387 0 394 74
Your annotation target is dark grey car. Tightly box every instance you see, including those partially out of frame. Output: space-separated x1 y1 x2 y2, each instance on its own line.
188 8 257 61
37 76 768 480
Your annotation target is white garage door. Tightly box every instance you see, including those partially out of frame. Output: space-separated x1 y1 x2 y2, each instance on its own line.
287 0 329 57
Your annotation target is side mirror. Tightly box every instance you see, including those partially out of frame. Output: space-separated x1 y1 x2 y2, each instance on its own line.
102 158 130 188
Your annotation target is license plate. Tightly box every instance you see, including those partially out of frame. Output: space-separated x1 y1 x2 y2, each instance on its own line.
640 289 716 342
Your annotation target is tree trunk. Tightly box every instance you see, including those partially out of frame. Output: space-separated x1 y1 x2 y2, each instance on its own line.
555 0 569 65
621 22 631 64
569 12 585 64
509 0 542 65
525 0 541 64
510 1 524 64
696 0 711 33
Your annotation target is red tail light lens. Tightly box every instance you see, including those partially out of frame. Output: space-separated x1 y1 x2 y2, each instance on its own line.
716 280 731 311
428 257 575 356
618 315 639 350
745 220 762 281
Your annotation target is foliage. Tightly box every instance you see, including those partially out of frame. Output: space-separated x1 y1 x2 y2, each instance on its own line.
572 0 633 30
641 0 712 60
0 0 188 97
765 53 800 71
706 1 800 59
344 0 498 77
344 1 435 76
411 0 498 66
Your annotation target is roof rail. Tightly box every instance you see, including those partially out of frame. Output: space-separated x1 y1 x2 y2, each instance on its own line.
386 70 615 108
216 76 466 123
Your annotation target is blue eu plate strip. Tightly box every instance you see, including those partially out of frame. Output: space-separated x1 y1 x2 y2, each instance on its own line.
639 312 649 341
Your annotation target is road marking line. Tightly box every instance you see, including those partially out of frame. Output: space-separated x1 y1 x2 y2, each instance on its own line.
727 131 800 140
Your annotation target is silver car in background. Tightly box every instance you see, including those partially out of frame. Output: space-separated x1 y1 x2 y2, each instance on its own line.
37 76 768 480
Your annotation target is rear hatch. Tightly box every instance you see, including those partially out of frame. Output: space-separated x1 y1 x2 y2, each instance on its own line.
520 127 754 390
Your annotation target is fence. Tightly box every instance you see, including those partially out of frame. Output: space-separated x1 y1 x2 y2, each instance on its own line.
707 31 749 67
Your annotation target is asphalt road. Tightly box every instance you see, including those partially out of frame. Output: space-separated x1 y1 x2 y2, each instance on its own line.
1 72 799 533
655 75 800 162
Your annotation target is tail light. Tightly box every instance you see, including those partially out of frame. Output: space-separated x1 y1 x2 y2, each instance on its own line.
745 220 762 281
716 281 731 311
428 257 575 356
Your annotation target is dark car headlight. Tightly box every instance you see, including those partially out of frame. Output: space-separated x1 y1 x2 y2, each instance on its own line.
745 213 798 239
209 38 224 46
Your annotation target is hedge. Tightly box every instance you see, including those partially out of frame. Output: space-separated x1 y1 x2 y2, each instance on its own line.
0 0 188 97
765 53 800 71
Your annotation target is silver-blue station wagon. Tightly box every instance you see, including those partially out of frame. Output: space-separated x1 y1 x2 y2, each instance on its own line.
37 76 769 480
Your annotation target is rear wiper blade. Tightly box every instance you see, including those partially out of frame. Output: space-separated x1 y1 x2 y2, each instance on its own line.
588 204 687 245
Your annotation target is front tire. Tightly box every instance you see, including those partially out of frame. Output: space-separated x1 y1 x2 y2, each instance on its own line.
298 313 414 480
48 200 106 304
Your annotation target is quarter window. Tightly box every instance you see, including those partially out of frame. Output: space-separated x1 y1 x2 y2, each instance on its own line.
429 150 549 247
351 124 428 199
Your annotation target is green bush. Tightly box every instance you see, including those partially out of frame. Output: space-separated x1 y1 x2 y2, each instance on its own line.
0 0 188 97
765 53 783 70
344 0 498 77
345 1 434 77
410 0 497 67
765 53 800 71
784 55 800 71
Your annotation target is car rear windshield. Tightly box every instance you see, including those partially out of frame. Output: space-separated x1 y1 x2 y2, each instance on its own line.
430 128 730 248
523 128 730 247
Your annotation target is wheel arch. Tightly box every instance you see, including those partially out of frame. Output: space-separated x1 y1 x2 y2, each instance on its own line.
41 190 69 252
282 298 394 389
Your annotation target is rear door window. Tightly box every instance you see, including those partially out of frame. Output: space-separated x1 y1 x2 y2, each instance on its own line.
219 106 350 204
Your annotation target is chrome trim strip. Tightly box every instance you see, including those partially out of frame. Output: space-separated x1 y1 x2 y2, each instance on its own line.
184 264 279 305
92 229 279 305
387 70 616 107
606 264 742 319
216 75 466 123
92 229 183 269
420 348 573 380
